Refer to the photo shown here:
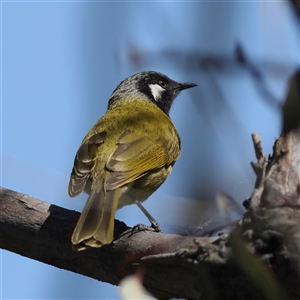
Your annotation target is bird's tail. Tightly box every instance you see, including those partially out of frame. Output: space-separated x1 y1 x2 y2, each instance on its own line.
71 188 120 250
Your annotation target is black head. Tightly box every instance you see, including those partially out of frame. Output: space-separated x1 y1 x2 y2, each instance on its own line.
108 71 197 115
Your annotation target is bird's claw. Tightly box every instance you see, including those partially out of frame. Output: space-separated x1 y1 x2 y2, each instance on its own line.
131 222 161 235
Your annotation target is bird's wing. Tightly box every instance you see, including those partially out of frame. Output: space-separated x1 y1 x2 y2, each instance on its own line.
105 130 180 190
68 132 106 197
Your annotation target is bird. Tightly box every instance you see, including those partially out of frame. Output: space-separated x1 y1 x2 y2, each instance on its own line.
68 71 197 250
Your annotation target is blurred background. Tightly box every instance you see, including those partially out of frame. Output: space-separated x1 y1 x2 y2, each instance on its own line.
1 1 299 299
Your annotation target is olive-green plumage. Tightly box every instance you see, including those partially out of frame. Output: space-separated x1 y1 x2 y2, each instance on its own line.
68 71 196 250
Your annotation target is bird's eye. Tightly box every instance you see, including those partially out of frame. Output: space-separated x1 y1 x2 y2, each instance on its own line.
158 80 167 89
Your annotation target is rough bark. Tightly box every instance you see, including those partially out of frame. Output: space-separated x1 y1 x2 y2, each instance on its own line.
1 71 299 299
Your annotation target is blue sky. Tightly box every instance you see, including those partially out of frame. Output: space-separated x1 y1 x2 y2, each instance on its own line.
1 1 299 299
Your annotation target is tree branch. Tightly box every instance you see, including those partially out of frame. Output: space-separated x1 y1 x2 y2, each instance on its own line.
1 71 299 300
0 186 218 299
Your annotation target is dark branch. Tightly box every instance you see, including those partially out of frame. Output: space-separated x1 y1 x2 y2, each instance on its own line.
0 186 218 299
1 71 300 300
1 119 299 299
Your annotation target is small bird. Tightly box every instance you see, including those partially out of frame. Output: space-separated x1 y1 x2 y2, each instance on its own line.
68 71 197 250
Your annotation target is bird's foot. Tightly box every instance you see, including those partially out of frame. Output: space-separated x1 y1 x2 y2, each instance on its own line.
134 201 161 232
131 222 161 236
149 219 161 232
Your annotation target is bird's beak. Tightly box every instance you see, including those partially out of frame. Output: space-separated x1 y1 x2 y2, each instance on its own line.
177 82 198 91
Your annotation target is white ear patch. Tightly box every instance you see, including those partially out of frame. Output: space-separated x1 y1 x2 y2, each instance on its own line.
149 84 165 101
